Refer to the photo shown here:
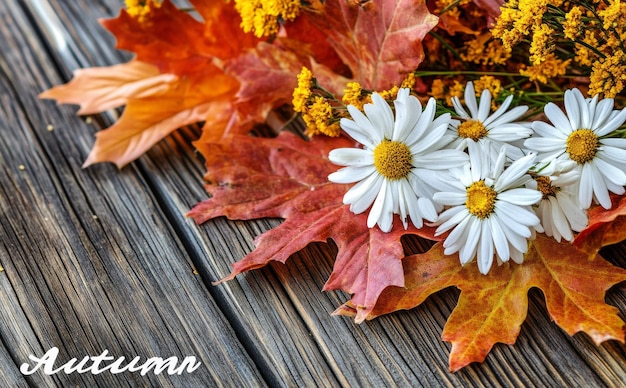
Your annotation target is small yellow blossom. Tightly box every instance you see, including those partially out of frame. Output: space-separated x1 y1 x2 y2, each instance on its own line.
342 82 369 111
563 6 583 40
400 73 416 89
429 79 465 107
461 33 510 66
303 96 340 137
473 76 502 100
125 0 161 21
378 86 400 101
448 80 465 101
235 0 302 38
598 0 624 30
529 23 554 65
491 8 522 51
589 50 626 98
292 67 313 113
519 54 570 84
492 0 551 53
514 0 548 35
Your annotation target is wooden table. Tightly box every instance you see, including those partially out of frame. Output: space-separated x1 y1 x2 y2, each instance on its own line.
1 0 625 386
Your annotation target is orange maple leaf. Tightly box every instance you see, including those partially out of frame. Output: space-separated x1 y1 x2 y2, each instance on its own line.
573 194 626 258
338 234 626 371
188 132 439 319
101 0 257 74
40 0 276 167
41 59 240 167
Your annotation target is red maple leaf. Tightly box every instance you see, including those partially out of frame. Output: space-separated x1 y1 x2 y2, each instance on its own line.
188 132 439 319
337 234 626 371
102 0 258 75
304 0 439 90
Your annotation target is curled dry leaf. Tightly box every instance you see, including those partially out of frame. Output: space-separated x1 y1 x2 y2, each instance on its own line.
339 234 626 371
574 194 626 258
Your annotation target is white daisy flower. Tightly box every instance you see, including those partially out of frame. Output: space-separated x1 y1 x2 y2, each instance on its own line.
328 88 468 232
449 81 532 162
433 143 542 274
524 87 626 209
530 160 588 242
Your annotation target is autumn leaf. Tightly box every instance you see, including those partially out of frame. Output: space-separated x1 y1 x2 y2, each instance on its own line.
188 132 439 318
40 1 291 167
283 13 350 76
339 234 626 371
42 58 240 167
574 194 626 258
304 0 439 90
225 42 306 126
39 60 176 115
101 0 258 75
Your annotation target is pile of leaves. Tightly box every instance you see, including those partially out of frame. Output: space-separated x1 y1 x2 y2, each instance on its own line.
41 0 625 371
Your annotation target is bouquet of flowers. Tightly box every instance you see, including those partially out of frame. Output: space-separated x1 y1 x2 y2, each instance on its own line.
41 0 626 371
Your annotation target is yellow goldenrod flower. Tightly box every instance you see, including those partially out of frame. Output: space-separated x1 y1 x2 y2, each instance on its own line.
292 67 313 113
430 79 446 102
378 86 400 101
448 80 465 101
519 54 570 84
235 0 302 38
303 96 340 137
491 8 522 51
400 73 416 89
563 6 583 40
589 50 626 98
342 82 371 111
473 76 502 98
529 23 555 65
598 0 624 30
429 79 465 107
461 33 510 66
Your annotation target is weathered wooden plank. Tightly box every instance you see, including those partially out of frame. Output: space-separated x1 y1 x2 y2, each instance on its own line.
8 0 625 386
1 1 266 386
0 274 31 388
18 0 343 386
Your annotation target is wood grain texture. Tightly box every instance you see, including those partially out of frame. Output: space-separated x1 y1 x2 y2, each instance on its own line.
1 0 263 386
0 0 624 386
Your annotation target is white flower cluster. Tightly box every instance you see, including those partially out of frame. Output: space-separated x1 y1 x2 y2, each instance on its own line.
328 83 626 274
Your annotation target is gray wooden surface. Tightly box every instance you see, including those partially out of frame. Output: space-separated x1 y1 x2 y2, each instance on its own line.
0 0 625 386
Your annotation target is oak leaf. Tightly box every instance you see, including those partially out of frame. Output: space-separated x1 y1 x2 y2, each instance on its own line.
338 234 626 371
573 194 626 258
188 132 439 319
304 0 439 90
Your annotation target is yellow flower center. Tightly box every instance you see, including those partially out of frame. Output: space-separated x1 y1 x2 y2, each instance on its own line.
466 180 497 219
373 140 413 180
566 129 599 164
534 176 556 199
457 120 488 141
